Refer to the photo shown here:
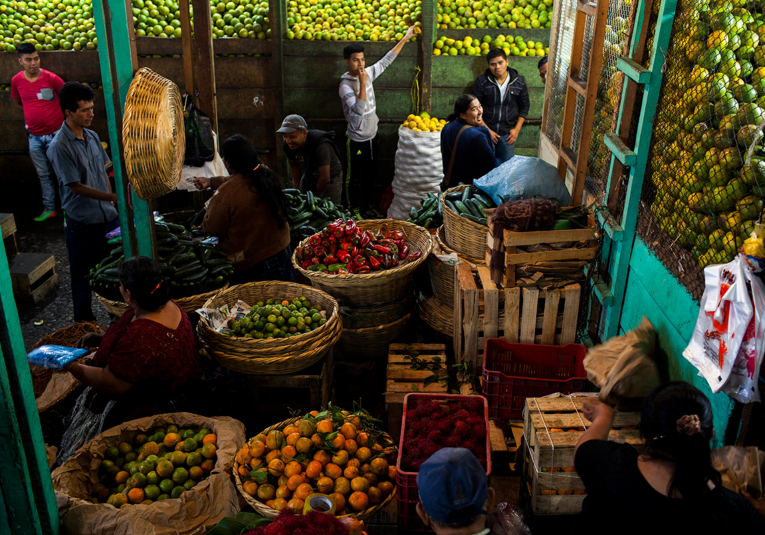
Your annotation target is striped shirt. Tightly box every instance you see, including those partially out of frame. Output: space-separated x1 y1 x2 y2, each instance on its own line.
338 50 397 142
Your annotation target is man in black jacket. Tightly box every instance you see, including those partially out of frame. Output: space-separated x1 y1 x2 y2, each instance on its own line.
279 115 343 204
472 48 531 163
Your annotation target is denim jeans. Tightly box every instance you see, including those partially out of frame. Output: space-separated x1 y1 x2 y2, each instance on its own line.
28 130 59 211
495 134 515 163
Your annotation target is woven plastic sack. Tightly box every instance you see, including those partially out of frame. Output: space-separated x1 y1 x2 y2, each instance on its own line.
474 156 571 206
388 126 443 220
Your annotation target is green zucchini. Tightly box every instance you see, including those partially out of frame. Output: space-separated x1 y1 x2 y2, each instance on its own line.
174 260 203 276
445 200 459 214
208 263 233 276
409 206 418 219
206 258 231 266
471 196 489 210
170 252 197 266
97 273 120 284
209 247 228 258
110 246 124 257
416 204 437 225
453 200 471 216
307 190 316 211
282 188 301 195
165 222 186 234
160 265 178 276
446 192 463 202
422 197 437 210
179 267 209 283
461 186 473 204
473 192 495 208
466 198 484 218
154 223 169 233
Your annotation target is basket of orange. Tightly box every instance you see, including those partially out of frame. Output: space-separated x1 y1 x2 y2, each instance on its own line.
232 405 398 520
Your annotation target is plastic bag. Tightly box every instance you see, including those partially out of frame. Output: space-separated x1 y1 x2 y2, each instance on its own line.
489 503 532 535
474 156 572 207
683 255 765 402
178 131 228 191
712 446 765 498
388 126 444 220
184 101 216 167
28 345 89 370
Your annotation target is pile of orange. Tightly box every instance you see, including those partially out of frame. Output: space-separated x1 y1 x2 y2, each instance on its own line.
92 425 218 508
235 409 397 515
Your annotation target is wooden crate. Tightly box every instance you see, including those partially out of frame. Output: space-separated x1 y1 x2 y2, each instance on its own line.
384 343 447 444
9 252 58 307
486 224 597 288
454 264 580 369
1 212 18 258
522 395 642 515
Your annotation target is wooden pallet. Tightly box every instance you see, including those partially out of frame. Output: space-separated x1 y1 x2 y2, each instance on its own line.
454 264 580 370
9 253 58 307
522 395 641 515
1 213 18 258
384 343 447 444
486 222 597 288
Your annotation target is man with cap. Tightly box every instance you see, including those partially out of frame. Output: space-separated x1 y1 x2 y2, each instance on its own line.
416 448 497 534
278 114 343 205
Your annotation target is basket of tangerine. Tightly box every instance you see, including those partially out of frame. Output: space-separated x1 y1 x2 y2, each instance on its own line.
232 405 398 519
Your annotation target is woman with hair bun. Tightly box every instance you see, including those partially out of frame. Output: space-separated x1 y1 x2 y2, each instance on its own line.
572 381 765 534
65 256 202 428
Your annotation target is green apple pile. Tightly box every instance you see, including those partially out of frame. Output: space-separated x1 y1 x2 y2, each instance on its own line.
648 0 765 267
1 0 97 52
437 0 552 30
285 0 421 41
433 33 548 56
132 0 270 39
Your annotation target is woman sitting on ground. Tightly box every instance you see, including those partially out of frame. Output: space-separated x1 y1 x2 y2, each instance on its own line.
66 256 202 428
572 381 765 534
202 134 294 284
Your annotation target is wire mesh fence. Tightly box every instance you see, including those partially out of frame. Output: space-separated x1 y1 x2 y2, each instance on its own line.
638 0 765 301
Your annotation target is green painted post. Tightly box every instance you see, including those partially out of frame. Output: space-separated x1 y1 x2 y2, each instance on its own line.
0 239 59 534
603 0 678 339
92 0 156 259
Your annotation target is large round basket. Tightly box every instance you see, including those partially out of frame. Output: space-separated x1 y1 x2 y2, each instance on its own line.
123 67 185 201
292 220 432 305
196 281 342 375
96 283 229 317
233 417 398 520
31 322 106 443
334 311 413 361
418 294 453 337
441 185 490 259
428 226 484 306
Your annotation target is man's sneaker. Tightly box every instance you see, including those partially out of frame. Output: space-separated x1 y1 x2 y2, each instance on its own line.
34 210 58 222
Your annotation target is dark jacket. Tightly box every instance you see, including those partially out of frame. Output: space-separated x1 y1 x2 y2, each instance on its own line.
282 130 342 191
472 67 530 137
440 118 502 190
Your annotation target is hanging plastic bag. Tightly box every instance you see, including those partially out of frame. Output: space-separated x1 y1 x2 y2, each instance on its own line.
27 345 89 370
184 100 216 167
683 255 763 401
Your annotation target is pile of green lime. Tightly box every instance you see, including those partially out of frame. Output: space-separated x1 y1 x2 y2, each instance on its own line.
433 33 548 56
227 296 328 339
437 0 553 30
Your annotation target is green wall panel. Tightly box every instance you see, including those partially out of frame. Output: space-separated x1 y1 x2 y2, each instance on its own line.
432 56 546 88
284 55 420 88
284 88 418 119
620 238 735 446
432 87 544 121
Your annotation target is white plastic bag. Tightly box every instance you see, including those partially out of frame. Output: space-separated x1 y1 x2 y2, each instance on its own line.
388 126 443 220
178 131 228 191
683 255 765 402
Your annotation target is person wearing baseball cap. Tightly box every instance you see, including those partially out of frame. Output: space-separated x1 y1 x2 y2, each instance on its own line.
278 114 343 205
416 448 497 534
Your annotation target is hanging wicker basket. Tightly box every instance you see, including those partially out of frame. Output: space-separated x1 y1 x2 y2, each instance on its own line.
122 67 185 201
233 417 398 520
96 283 229 317
441 185 491 259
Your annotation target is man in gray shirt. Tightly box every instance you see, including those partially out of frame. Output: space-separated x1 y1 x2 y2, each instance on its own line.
339 25 415 210
47 82 118 322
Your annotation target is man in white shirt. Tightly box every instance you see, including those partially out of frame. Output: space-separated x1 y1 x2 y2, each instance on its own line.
339 26 416 210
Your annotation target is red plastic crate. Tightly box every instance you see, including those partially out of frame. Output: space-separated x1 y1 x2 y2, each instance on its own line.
396 393 492 531
482 338 589 419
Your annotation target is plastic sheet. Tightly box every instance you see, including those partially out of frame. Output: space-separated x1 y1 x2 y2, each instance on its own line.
475 156 572 207
27 345 89 370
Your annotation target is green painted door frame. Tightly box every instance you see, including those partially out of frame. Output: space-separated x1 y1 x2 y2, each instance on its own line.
92 0 155 258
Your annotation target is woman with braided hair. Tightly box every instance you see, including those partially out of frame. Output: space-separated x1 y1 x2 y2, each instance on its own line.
571 382 765 534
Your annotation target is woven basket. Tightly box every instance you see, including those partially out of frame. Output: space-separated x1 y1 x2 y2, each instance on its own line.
418 295 453 337
441 185 490 259
123 67 185 201
339 293 415 330
233 417 398 520
428 226 484 308
335 311 413 361
196 281 342 375
292 220 432 306
30 322 106 443
96 283 229 317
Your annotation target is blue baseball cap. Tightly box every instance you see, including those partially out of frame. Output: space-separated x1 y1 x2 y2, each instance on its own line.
416 448 488 524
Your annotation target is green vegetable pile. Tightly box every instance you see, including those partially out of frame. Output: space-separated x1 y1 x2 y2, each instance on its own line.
226 296 327 338
443 186 497 226
89 221 234 301
285 188 358 243
406 192 443 229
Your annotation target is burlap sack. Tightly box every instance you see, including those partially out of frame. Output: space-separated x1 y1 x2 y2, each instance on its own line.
583 317 661 406
52 412 246 535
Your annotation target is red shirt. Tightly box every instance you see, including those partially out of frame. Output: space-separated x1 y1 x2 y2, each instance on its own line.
10 69 65 135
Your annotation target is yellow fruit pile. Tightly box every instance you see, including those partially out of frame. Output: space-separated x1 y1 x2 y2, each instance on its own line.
235 408 397 515
402 112 447 132
92 425 218 508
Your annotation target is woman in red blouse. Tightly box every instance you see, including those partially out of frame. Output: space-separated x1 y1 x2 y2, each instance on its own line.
65 256 202 428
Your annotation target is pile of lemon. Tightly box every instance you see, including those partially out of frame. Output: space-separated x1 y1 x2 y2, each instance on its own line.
402 112 447 133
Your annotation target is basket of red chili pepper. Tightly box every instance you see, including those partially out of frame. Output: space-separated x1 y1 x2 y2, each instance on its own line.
291 219 433 305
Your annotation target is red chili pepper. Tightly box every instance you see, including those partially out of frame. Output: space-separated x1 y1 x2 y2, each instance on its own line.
383 254 392 269
337 250 351 264
390 230 404 240
354 256 367 267
399 244 409 259
329 243 338 256
324 255 338 266
366 248 380 258
337 268 349 274
339 242 354 253
310 257 320 265
356 266 371 274
359 233 370 248
374 245 391 254
309 235 321 246
347 263 356 274
321 239 330 249
304 245 314 257
327 221 341 232
301 260 313 270
313 245 326 257
368 256 381 270
334 227 344 239
407 252 422 262
345 220 357 235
